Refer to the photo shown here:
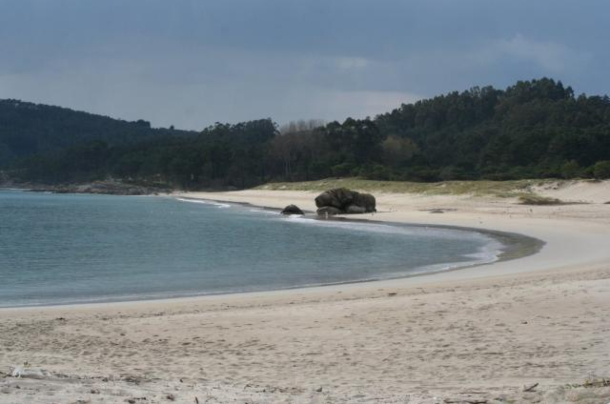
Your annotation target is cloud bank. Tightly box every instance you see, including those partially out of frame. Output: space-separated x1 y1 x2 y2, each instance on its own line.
0 0 607 129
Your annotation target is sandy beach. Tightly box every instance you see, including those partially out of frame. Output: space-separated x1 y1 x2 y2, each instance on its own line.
1 181 610 403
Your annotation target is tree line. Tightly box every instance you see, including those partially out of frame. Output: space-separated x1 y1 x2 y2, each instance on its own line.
3 78 610 188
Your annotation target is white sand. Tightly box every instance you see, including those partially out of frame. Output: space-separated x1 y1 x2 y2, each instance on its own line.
1 181 610 403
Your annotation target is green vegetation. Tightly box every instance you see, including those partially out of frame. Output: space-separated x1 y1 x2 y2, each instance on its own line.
258 178 547 197
6 120 276 188
2 78 610 189
593 160 610 179
0 99 194 164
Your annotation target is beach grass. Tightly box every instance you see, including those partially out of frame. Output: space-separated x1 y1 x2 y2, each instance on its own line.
257 178 558 198
518 194 565 205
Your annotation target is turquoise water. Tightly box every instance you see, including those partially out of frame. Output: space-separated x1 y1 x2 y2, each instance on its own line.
0 190 503 307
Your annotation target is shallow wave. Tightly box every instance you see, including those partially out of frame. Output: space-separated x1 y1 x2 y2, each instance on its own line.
281 214 504 268
283 214 486 240
176 197 231 208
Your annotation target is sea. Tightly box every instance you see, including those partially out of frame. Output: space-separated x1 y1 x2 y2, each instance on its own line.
0 189 505 307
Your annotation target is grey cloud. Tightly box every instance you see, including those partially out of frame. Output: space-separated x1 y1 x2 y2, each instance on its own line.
0 0 608 128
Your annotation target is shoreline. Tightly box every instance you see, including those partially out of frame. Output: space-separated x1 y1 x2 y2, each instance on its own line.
175 189 610 278
1 185 609 403
1 187 606 309
1 186 608 311
0 180 172 196
0 193 543 311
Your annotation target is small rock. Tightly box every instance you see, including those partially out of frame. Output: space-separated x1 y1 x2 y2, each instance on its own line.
316 387 323 392
123 375 142 385
281 204 304 215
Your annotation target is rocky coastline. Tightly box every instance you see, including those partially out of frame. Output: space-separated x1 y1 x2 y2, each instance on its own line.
0 180 172 196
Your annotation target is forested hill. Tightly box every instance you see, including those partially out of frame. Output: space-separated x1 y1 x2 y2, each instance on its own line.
0 99 195 163
374 79 610 180
3 78 610 188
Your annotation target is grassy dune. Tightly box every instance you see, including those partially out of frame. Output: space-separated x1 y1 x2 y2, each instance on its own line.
256 178 558 198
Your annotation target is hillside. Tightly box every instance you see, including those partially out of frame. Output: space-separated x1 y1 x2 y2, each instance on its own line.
374 79 610 181
2 78 610 189
0 99 195 164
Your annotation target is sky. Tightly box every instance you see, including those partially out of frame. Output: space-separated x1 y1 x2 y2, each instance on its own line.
0 0 608 130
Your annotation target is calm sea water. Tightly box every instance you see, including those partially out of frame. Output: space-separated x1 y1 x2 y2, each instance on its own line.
0 190 503 307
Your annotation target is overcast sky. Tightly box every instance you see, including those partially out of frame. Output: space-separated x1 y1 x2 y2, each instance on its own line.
0 0 608 130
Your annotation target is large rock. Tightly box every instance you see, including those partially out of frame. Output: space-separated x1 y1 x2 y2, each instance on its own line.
315 188 376 216
281 204 304 215
316 206 344 216
345 204 366 214
352 192 376 212
314 187 355 209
